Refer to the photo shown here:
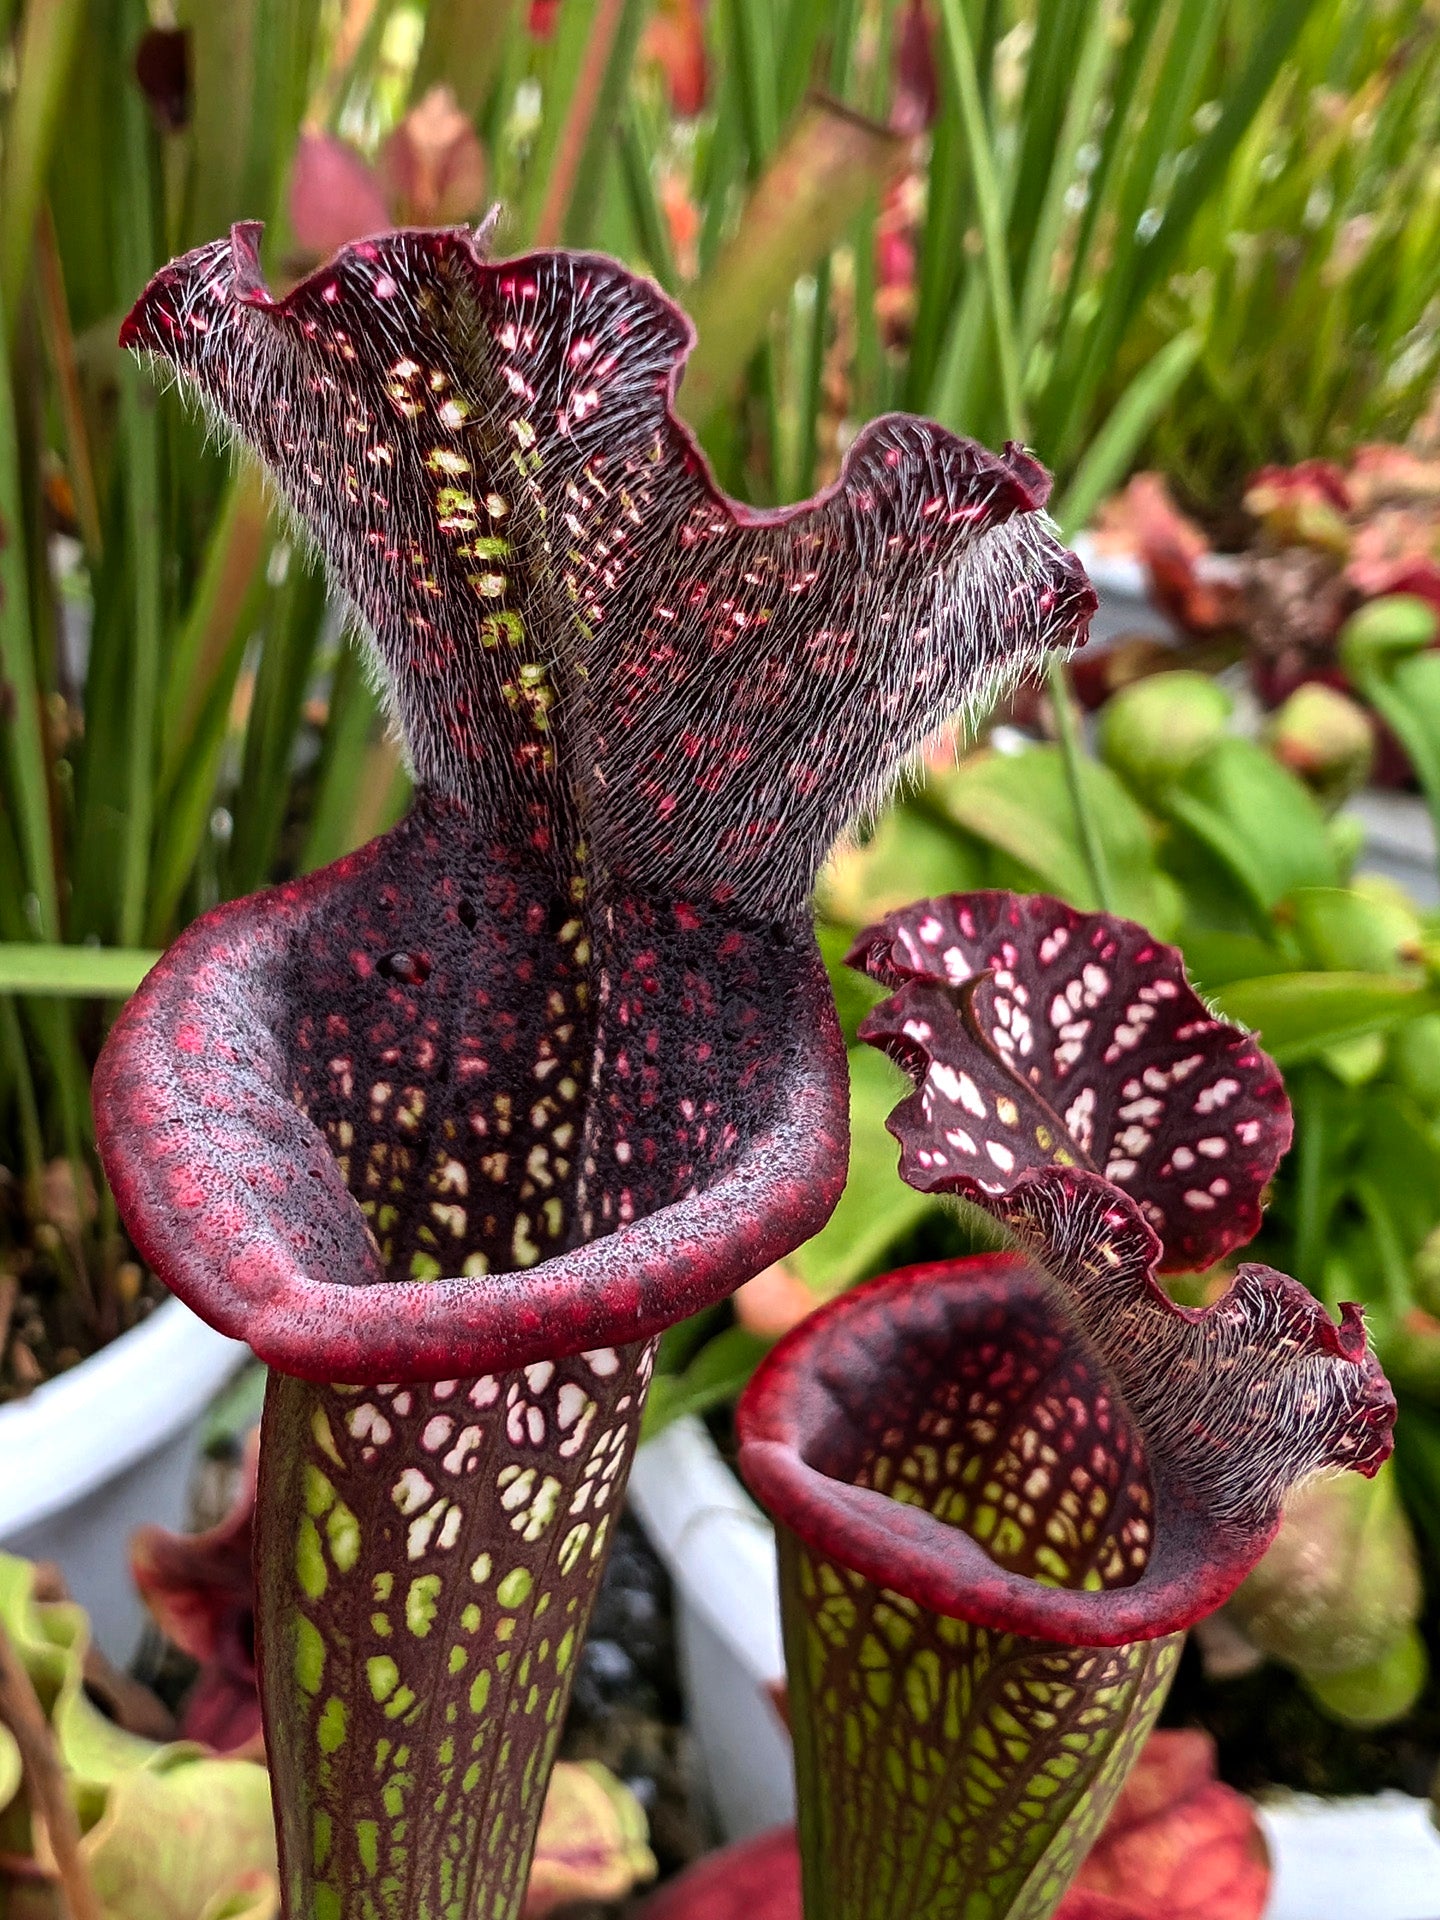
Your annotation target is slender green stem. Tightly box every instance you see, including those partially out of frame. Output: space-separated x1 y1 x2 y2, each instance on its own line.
0 944 157 997
0 997 44 1186
935 0 1024 445
1292 1068 1331 1299
1046 655 1114 913
0 279 59 939
115 68 163 951
935 0 1109 912
0 0 86 343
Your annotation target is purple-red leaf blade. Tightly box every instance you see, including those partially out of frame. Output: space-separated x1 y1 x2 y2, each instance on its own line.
853 891 1292 1269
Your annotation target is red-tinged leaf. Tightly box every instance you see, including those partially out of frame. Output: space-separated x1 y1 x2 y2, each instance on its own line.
130 1435 262 1756
636 1826 800 1920
852 891 1291 1270
378 86 488 227
892 0 939 135
1093 474 1239 634
1056 1898 1153 1920
683 108 912 425
288 131 390 257
639 0 709 117
1068 1731 1269 1920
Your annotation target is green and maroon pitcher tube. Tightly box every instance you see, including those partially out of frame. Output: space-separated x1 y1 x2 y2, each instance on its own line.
738 1247 1392 1920
736 891 1396 1920
94 223 1094 1920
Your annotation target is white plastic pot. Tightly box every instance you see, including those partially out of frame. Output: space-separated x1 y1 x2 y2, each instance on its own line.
0 1296 246 1663
1069 535 1184 652
630 1415 1440 1919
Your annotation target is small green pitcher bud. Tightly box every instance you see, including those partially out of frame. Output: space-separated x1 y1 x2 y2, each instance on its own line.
1226 1463 1422 1723
1098 670 1232 796
1265 682 1374 806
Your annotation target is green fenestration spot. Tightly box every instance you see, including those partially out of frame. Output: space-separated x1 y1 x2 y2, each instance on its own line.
326 1498 361 1572
314 1887 342 1920
295 1615 326 1694
469 1669 491 1714
296 1518 329 1600
316 1696 348 1754
313 1809 333 1872
368 1655 400 1703
555 1628 575 1674
356 1819 379 1877
305 1464 336 1517
448 1644 468 1675
407 1573 443 1636
496 1567 532 1609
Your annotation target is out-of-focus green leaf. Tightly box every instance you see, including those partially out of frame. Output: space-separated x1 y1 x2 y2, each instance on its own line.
1179 927 1293 993
0 945 158 998
815 922 885 1050
1228 1462 1422 1683
1343 614 1440 856
0 1719 20 1814
1390 1011 1440 1117
1289 883 1426 976
1096 669 1233 800
1159 737 1338 922
817 803 985 931
84 1755 277 1920
0 1550 276 1917
197 1875 280 1920
411 0 518 117
0 0 85 336
788 1046 935 1298
1213 972 1440 1065
641 1325 771 1439
1052 330 1202 537
928 746 1179 932
1350 1086 1440 1263
1394 1404 1440 1564
1302 1625 1428 1730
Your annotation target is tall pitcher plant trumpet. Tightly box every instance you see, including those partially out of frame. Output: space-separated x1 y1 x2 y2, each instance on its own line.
95 221 1094 1919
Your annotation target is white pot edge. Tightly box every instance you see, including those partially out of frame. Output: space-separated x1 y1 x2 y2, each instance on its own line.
629 1412 785 1693
0 1295 247 1538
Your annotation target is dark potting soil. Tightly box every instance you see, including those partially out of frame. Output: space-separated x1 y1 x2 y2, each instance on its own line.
0 1167 167 1402
558 1507 713 1914
1163 1623 1440 1803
